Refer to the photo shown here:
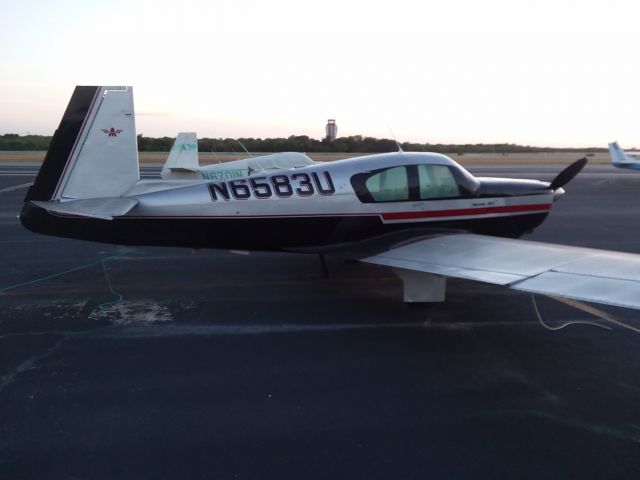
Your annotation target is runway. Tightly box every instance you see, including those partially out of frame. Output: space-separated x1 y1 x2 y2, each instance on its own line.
2 163 640 479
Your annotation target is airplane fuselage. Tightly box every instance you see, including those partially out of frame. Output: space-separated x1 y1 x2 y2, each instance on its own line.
21 152 557 251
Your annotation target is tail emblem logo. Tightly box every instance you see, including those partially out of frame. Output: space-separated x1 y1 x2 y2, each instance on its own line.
101 128 123 137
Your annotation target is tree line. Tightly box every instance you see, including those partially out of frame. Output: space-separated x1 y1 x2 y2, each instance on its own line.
0 133 605 154
0 134 51 150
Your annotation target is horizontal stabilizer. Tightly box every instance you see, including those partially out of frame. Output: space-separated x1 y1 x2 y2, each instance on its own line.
169 167 198 173
31 197 138 220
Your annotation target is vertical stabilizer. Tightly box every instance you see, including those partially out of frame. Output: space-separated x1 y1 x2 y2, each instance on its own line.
161 132 199 179
609 141 638 166
26 86 140 202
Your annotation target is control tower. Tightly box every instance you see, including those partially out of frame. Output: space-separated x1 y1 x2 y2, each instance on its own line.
325 119 337 141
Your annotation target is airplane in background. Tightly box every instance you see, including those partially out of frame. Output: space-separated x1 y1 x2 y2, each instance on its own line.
161 132 314 181
609 141 640 170
19 86 640 309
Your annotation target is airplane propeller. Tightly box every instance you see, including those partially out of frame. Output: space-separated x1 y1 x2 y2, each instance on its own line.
549 157 588 190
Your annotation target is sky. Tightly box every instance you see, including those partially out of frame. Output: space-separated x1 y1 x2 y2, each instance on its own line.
1 0 639 147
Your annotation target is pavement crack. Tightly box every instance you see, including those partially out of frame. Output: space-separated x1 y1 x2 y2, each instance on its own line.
0 325 118 394
0 329 85 340
0 335 68 394
529 410 640 445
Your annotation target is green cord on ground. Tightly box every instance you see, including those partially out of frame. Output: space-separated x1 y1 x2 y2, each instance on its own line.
98 260 124 310
0 254 125 309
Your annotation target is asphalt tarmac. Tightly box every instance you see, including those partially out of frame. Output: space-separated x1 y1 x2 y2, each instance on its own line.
1 163 640 479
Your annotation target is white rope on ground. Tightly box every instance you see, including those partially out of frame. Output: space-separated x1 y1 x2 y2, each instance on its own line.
531 294 611 331
549 295 640 335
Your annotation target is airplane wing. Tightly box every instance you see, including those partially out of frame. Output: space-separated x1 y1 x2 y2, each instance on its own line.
246 152 315 174
328 233 640 310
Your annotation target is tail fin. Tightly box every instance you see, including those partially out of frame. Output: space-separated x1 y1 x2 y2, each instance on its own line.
161 132 199 179
609 141 637 166
26 86 139 202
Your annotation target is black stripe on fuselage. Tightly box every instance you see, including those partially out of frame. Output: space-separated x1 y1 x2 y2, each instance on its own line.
25 86 101 202
20 203 549 251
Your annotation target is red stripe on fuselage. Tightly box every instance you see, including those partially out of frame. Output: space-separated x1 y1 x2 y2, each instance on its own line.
381 203 552 221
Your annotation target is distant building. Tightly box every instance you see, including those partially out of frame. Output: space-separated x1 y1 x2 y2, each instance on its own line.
325 119 337 141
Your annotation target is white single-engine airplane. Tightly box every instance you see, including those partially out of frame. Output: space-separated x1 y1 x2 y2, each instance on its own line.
609 141 640 170
20 86 640 308
161 132 314 181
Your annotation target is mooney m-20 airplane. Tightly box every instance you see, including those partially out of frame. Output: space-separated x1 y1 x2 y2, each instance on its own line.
161 132 314 181
20 86 640 308
609 141 640 170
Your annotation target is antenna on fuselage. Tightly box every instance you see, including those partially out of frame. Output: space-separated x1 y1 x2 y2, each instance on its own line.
210 138 222 164
388 127 404 153
237 140 254 158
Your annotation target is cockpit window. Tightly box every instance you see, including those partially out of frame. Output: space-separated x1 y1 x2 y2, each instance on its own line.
350 163 467 203
364 166 409 202
417 164 460 199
